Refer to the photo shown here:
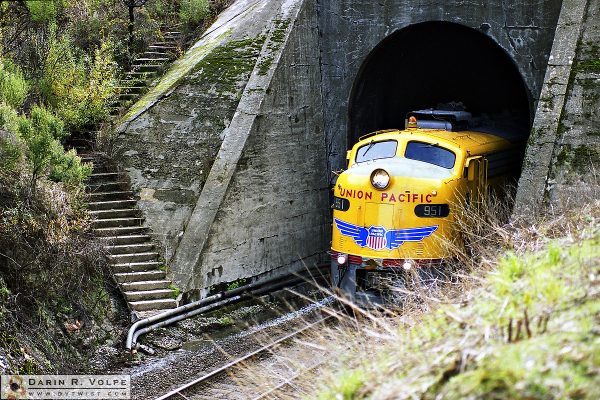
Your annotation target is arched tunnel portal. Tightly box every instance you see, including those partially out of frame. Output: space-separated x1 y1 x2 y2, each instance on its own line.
349 21 532 146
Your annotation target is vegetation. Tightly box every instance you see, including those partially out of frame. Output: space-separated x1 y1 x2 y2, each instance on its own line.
180 0 211 27
267 203 600 399
0 0 229 373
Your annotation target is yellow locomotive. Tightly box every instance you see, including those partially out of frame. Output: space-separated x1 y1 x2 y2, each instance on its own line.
330 109 524 303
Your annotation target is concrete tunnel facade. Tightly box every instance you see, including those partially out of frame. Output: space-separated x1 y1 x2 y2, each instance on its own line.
349 21 532 144
115 0 565 297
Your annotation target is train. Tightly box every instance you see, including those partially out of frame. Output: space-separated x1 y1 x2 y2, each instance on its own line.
330 109 524 304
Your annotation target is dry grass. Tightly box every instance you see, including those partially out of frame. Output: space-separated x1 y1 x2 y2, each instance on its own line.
241 199 600 399
0 167 124 373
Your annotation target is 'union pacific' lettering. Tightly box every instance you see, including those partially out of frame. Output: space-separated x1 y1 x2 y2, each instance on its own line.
381 192 433 203
338 186 432 203
339 187 373 200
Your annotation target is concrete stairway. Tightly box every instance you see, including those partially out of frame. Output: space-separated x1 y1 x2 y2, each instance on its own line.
66 29 185 318
111 30 182 116
82 154 178 317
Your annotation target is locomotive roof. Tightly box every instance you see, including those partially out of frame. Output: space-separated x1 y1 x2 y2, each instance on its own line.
356 128 516 156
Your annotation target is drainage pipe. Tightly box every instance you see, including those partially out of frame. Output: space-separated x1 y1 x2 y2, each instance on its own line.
125 266 328 351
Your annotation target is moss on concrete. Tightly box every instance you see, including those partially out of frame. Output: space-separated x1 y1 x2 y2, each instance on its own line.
256 18 291 76
120 31 232 124
554 144 600 175
270 18 291 44
571 145 600 174
576 59 600 72
187 35 266 98
257 55 275 75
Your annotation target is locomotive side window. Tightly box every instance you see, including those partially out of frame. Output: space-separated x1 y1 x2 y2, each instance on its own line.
405 141 456 169
355 140 398 163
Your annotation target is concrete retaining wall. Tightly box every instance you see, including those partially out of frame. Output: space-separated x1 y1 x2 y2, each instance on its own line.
515 0 600 214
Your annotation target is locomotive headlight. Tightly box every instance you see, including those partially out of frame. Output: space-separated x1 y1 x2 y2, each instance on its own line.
337 253 348 265
370 169 390 190
403 261 412 271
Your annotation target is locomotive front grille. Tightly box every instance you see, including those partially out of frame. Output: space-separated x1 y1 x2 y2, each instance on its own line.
416 243 424 256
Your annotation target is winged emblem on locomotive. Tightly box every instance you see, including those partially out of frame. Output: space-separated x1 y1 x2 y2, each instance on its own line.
334 218 438 251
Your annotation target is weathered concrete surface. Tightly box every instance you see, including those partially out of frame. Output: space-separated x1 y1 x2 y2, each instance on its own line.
516 0 600 213
318 0 563 173
114 0 288 263
116 0 328 295
173 0 329 294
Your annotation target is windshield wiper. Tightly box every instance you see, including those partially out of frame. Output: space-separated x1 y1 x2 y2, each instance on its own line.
362 139 375 157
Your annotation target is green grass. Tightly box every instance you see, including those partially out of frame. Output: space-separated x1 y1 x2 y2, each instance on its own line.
311 218 600 399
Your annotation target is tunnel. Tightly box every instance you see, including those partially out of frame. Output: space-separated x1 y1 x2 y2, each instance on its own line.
348 21 532 145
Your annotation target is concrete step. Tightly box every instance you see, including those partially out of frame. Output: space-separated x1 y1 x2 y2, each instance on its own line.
131 64 162 72
114 270 166 283
89 172 126 183
134 58 170 63
87 181 130 192
73 145 90 153
148 45 178 51
152 41 178 46
85 162 113 174
87 191 134 202
116 86 146 93
125 71 157 78
87 199 137 211
92 217 144 229
89 209 141 219
109 252 159 264
94 225 149 237
124 289 174 302
129 298 177 311
112 261 162 273
120 280 170 291
80 155 99 163
142 51 171 56
106 242 155 255
103 234 151 245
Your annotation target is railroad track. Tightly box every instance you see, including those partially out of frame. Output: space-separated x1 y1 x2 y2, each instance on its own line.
153 315 334 400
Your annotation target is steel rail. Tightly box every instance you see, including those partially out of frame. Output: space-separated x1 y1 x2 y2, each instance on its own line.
153 316 333 400
251 359 324 400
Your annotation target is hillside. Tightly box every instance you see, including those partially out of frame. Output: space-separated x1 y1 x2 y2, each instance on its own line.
0 0 226 373
291 204 600 399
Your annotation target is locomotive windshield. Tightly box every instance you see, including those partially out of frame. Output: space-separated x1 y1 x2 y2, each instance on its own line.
355 140 398 163
405 141 456 169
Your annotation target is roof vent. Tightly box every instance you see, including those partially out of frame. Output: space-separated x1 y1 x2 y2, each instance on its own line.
406 109 473 131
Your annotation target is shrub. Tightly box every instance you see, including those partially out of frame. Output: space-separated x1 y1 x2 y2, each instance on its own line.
0 60 29 109
25 0 61 23
0 165 112 373
179 0 211 27
49 148 92 190
39 32 118 131
0 128 23 175
16 106 64 186
0 102 20 133
16 105 90 190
